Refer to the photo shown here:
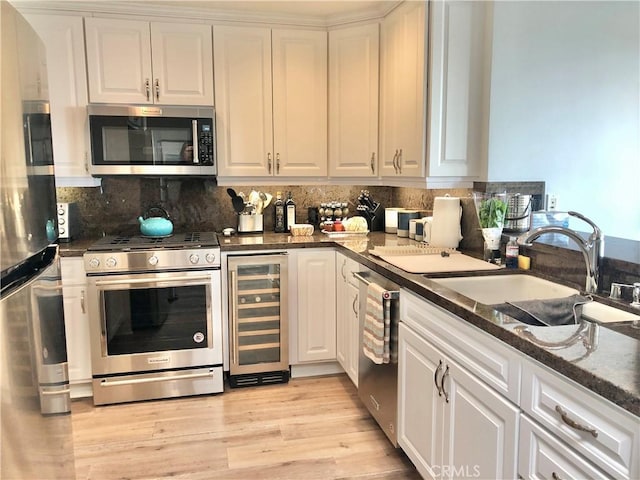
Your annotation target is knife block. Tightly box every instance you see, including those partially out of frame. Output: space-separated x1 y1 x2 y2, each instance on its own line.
361 204 384 232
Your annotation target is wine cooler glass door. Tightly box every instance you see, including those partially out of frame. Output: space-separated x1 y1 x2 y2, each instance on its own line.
228 255 288 375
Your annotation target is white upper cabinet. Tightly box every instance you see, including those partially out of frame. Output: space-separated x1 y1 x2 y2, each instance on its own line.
379 1 427 178
213 26 273 177
85 17 213 105
427 0 490 178
328 23 379 178
24 14 100 187
214 25 327 179
272 29 327 178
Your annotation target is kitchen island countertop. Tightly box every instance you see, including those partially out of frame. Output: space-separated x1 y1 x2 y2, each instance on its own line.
60 231 640 416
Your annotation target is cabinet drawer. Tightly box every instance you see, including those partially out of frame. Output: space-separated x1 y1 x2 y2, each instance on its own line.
401 289 521 404
519 414 611 479
60 257 87 285
522 361 639 479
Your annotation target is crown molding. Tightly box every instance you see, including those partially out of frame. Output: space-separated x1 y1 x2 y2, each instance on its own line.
12 0 402 27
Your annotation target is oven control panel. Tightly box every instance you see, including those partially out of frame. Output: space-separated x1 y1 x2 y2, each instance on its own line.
84 247 220 274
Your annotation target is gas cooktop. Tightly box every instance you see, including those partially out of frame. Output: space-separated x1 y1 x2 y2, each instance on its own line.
87 231 219 252
84 231 221 274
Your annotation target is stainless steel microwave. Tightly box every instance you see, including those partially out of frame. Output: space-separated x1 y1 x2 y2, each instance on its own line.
88 105 216 176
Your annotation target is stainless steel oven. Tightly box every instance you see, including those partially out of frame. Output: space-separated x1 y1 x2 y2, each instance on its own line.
84 232 223 405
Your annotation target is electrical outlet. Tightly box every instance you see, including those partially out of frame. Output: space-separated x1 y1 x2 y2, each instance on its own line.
547 194 558 210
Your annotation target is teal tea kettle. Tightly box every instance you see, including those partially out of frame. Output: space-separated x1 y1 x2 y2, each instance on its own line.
138 206 173 237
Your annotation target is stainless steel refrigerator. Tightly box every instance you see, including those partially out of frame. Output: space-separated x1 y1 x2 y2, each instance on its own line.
1 1 75 477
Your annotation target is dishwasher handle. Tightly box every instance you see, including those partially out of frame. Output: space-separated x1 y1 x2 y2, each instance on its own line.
352 271 400 300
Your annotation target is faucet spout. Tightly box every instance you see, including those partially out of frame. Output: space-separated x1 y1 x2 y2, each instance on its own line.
516 211 604 294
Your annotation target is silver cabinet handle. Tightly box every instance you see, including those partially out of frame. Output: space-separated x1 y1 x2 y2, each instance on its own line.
80 289 86 314
434 359 443 396
352 293 358 315
145 78 150 101
370 152 376 174
440 364 450 403
551 473 565 480
341 259 346 281
397 148 402 174
392 149 399 173
555 405 598 438
276 153 280 174
154 78 160 101
267 153 272 174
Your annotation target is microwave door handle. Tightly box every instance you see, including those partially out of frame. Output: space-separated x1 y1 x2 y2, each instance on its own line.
25 115 34 165
192 120 199 164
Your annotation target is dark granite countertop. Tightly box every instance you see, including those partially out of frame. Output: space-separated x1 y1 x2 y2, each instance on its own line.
59 231 640 417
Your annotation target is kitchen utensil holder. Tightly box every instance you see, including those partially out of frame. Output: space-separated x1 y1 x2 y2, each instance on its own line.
237 214 263 233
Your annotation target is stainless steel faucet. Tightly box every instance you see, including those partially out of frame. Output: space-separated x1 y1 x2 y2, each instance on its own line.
517 211 604 294
610 282 640 308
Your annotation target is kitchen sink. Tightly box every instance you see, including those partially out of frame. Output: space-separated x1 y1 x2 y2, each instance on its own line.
433 274 640 326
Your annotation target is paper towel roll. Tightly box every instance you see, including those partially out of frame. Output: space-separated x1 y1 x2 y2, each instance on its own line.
429 197 463 248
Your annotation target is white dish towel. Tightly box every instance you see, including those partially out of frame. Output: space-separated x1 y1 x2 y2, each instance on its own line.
363 282 391 364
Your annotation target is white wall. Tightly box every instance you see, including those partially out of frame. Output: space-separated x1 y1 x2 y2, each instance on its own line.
487 1 639 240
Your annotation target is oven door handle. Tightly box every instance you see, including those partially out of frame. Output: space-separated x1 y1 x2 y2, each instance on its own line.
94 275 213 287
99 370 216 387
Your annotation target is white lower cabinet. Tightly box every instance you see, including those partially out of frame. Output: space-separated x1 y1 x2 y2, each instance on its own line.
60 257 92 398
335 252 360 385
398 322 519 480
294 249 336 363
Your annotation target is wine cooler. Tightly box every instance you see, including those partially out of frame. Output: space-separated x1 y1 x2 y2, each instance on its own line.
227 254 289 387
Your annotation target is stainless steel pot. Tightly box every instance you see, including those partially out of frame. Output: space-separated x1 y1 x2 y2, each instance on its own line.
504 194 532 232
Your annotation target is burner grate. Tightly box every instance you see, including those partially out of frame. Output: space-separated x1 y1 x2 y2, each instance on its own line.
88 231 219 251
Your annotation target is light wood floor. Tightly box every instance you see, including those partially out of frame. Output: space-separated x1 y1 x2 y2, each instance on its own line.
71 374 421 480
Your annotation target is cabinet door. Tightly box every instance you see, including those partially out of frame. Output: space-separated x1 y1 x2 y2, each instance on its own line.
428 1 488 178
150 22 213 106
336 252 359 385
85 17 153 104
336 254 349 372
379 1 427 178
213 26 273 177
328 23 379 177
296 250 336 362
25 14 100 187
441 358 519 480
60 258 92 398
345 282 359 386
272 29 327 177
398 323 443 480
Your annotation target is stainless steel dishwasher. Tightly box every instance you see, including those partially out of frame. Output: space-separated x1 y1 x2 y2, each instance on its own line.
353 267 401 447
